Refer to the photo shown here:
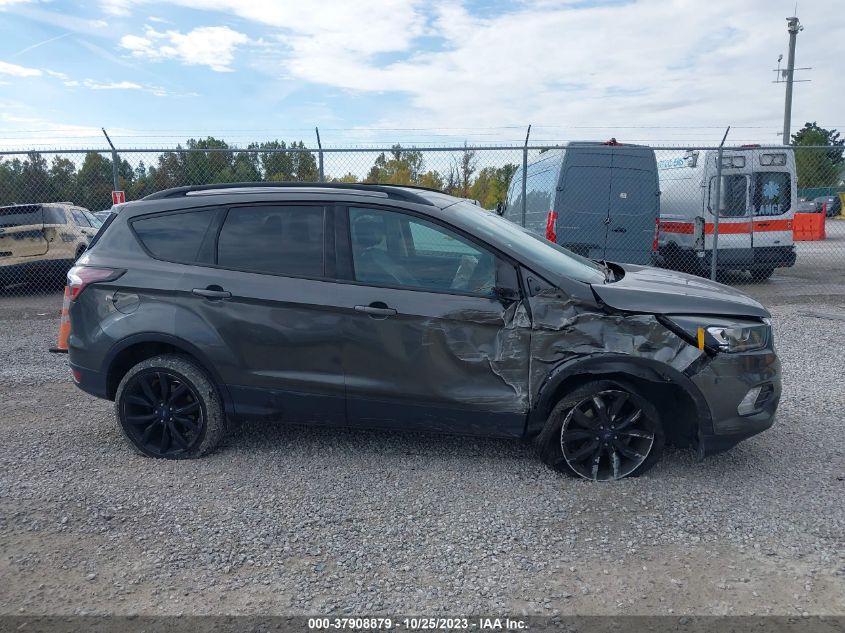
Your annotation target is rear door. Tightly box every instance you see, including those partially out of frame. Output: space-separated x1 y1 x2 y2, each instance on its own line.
132 203 346 425
0 205 48 259
605 164 659 264
707 172 753 266
556 162 611 259
751 170 793 251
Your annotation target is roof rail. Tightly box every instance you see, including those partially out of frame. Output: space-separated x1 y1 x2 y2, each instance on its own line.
142 181 438 205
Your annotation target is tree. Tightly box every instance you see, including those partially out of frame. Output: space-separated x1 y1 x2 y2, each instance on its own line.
48 157 78 203
791 122 844 188
257 140 294 181
20 152 50 204
457 143 477 198
0 159 24 205
366 145 426 185
184 137 234 184
469 164 518 210
77 153 115 210
290 141 319 181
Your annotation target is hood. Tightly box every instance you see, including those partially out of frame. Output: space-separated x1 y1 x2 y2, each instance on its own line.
591 263 770 318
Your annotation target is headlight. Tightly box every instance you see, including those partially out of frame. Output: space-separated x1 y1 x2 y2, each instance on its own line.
667 316 771 353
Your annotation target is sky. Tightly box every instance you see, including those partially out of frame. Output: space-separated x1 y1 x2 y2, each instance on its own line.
0 0 843 150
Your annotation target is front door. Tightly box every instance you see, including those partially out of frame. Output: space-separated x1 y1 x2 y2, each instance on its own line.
335 205 531 437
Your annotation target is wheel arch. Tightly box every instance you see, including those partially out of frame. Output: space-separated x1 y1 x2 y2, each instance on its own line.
103 333 234 418
526 354 713 449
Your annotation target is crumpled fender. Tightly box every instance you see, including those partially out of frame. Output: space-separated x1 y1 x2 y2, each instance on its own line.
524 352 715 439
522 288 713 439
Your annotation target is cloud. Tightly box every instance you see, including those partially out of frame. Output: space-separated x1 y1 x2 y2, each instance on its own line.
0 60 42 77
119 25 248 72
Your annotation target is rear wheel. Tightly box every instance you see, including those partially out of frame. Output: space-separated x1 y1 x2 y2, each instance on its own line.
750 267 774 281
114 354 225 459
536 380 664 481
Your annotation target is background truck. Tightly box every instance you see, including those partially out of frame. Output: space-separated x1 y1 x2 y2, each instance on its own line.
656 146 797 280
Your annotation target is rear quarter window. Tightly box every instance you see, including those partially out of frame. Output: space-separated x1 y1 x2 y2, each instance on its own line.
132 209 218 264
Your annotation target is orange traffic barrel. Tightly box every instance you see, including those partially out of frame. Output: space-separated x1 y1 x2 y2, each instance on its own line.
49 286 71 354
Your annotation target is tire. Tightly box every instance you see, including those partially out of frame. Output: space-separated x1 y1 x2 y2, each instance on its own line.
750 267 774 281
535 380 665 481
114 354 225 459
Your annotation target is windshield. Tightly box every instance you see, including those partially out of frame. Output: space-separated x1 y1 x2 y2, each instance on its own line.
84 210 103 228
445 200 607 284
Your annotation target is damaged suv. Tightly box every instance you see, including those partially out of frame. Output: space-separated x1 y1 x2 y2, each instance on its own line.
65 183 780 480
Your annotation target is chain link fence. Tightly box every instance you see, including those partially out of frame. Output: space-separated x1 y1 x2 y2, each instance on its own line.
1 142 843 299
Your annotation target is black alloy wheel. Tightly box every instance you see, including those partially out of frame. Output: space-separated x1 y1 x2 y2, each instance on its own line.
120 369 206 457
559 389 659 481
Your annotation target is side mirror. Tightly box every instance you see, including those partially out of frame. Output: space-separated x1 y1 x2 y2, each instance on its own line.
493 286 520 303
494 202 505 216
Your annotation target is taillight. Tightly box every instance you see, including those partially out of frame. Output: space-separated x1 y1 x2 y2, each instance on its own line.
66 266 124 300
652 217 660 253
545 210 558 242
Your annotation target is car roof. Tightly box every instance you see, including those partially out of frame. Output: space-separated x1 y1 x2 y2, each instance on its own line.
141 182 460 209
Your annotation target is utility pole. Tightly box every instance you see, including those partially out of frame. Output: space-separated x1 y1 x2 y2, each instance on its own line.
781 16 802 145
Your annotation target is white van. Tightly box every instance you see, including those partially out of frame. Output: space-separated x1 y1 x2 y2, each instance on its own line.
656 146 796 279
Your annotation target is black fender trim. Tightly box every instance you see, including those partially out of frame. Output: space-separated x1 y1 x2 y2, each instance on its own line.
101 332 235 418
525 354 714 440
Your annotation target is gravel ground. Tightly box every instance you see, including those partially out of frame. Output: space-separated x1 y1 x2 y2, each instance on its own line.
0 290 843 616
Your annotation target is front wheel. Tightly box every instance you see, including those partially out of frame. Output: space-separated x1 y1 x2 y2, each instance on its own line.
114 354 225 459
536 380 664 481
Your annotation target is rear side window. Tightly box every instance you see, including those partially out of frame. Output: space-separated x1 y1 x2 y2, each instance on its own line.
0 205 42 228
133 209 218 264
43 207 67 224
217 205 325 277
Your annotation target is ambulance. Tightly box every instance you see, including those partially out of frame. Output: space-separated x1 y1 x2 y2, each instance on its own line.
655 146 797 279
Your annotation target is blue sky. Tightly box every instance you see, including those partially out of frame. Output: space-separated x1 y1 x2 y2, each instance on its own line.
0 0 843 150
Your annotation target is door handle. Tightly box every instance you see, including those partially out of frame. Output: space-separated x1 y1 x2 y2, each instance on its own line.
354 304 397 317
192 286 231 300
611 226 627 233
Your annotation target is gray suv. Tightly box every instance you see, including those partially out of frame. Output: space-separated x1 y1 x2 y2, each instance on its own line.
65 183 781 480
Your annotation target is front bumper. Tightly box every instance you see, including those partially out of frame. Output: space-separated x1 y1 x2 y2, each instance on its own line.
690 347 781 456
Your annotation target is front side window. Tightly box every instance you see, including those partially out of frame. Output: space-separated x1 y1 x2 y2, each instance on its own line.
752 172 791 216
217 205 324 277
70 209 91 227
709 175 748 217
133 209 218 264
349 207 498 295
